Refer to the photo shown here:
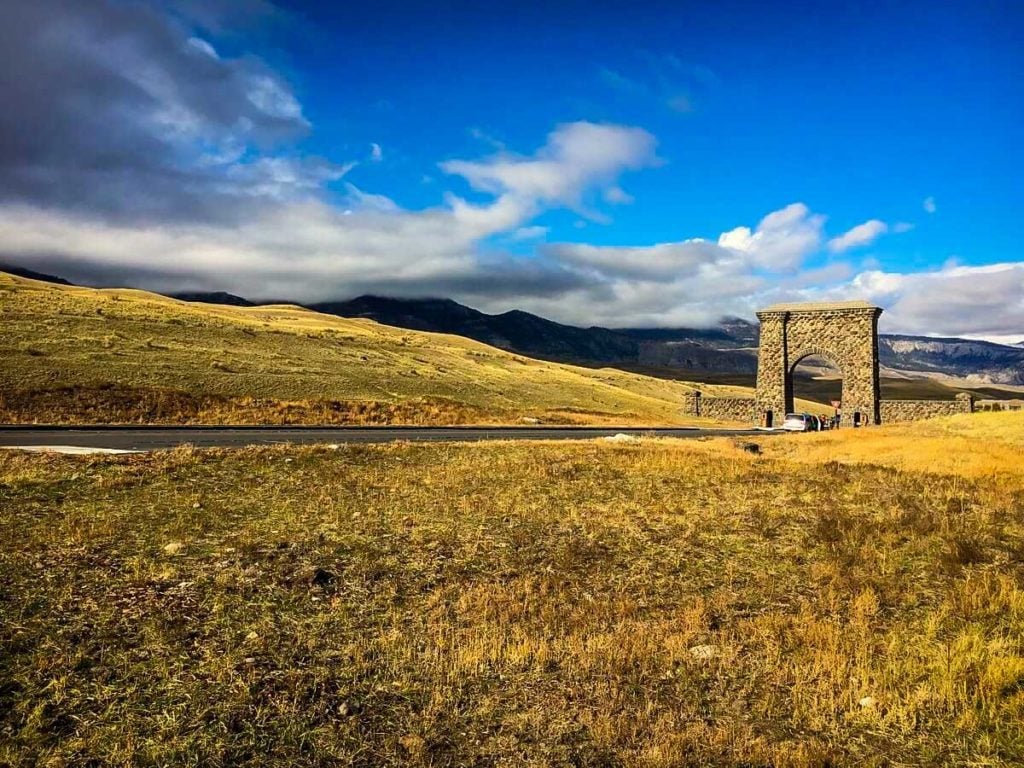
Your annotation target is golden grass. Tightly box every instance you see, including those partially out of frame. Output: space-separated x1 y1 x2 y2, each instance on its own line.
2 415 1024 765
756 411 1024 482
0 271 758 426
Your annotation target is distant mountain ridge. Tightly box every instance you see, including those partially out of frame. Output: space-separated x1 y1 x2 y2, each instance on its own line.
311 296 764 373
310 296 641 363
0 264 73 286
311 296 1023 384
878 335 1024 385
2 267 1022 385
171 291 254 307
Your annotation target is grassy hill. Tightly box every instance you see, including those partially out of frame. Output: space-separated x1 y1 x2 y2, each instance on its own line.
2 412 1023 765
0 271 764 426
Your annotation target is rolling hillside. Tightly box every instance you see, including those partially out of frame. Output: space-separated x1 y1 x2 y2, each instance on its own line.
0 271 759 426
8 265 1022 389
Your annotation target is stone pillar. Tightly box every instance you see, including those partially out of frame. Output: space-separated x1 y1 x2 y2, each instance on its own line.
754 311 787 428
955 392 975 413
837 308 882 427
683 390 702 417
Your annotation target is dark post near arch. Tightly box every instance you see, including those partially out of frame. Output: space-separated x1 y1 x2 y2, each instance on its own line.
755 301 883 427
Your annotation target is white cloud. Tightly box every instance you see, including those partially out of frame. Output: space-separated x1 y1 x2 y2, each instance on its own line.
530 203 837 326
0 0 319 222
924 196 937 214
510 225 549 241
717 203 825 269
342 182 400 212
440 122 658 215
245 74 307 124
545 239 730 281
467 127 505 150
185 37 219 60
892 222 914 233
0 120 658 306
840 263 1024 337
521 205 1024 337
827 219 888 253
603 186 634 205
224 157 353 200
370 142 383 162
8 187 1024 338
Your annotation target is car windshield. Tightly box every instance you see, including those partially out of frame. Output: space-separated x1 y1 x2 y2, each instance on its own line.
785 414 804 420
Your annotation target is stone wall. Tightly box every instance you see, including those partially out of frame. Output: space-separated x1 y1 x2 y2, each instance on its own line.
688 388 979 425
683 391 756 423
702 397 757 423
975 399 1024 412
879 394 974 423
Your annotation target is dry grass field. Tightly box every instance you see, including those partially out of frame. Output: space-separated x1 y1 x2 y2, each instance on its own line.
3 412 1024 766
0 271 769 426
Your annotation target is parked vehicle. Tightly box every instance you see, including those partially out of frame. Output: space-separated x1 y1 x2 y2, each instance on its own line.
781 413 814 432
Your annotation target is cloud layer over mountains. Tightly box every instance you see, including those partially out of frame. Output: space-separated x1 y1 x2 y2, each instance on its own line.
1 0 1021 340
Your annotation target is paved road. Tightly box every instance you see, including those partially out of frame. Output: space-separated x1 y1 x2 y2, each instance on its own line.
0 425 772 452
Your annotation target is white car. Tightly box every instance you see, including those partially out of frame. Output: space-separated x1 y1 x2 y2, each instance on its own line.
781 413 814 432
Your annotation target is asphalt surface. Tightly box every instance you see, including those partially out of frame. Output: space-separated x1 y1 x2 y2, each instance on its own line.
0 425 772 451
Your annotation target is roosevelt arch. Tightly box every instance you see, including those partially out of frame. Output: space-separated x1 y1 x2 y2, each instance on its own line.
755 301 882 428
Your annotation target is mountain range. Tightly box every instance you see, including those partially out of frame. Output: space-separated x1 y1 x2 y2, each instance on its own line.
307 296 1024 387
3 264 1022 388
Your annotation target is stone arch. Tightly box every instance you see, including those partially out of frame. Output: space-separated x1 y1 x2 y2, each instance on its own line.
755 301 882 427
787 346 843 374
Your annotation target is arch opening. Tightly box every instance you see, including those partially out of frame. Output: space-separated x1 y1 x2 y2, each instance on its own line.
787 352 843 428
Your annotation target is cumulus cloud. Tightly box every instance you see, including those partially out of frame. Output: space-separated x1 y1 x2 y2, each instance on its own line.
0 0 326 224
440 122 658 217
716 203 825 269
529 208 1024 337
827 219 888 253
0 201 600 306
370 143 383 162
829 263 1024 338
544 239 734 282
531 203 835 326
924 196 937 213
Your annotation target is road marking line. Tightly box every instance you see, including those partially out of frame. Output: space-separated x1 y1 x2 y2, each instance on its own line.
0 445 139 455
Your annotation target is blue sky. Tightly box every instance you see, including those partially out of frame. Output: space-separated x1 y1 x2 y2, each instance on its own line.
291 0 1021 264
1 0 1022 339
